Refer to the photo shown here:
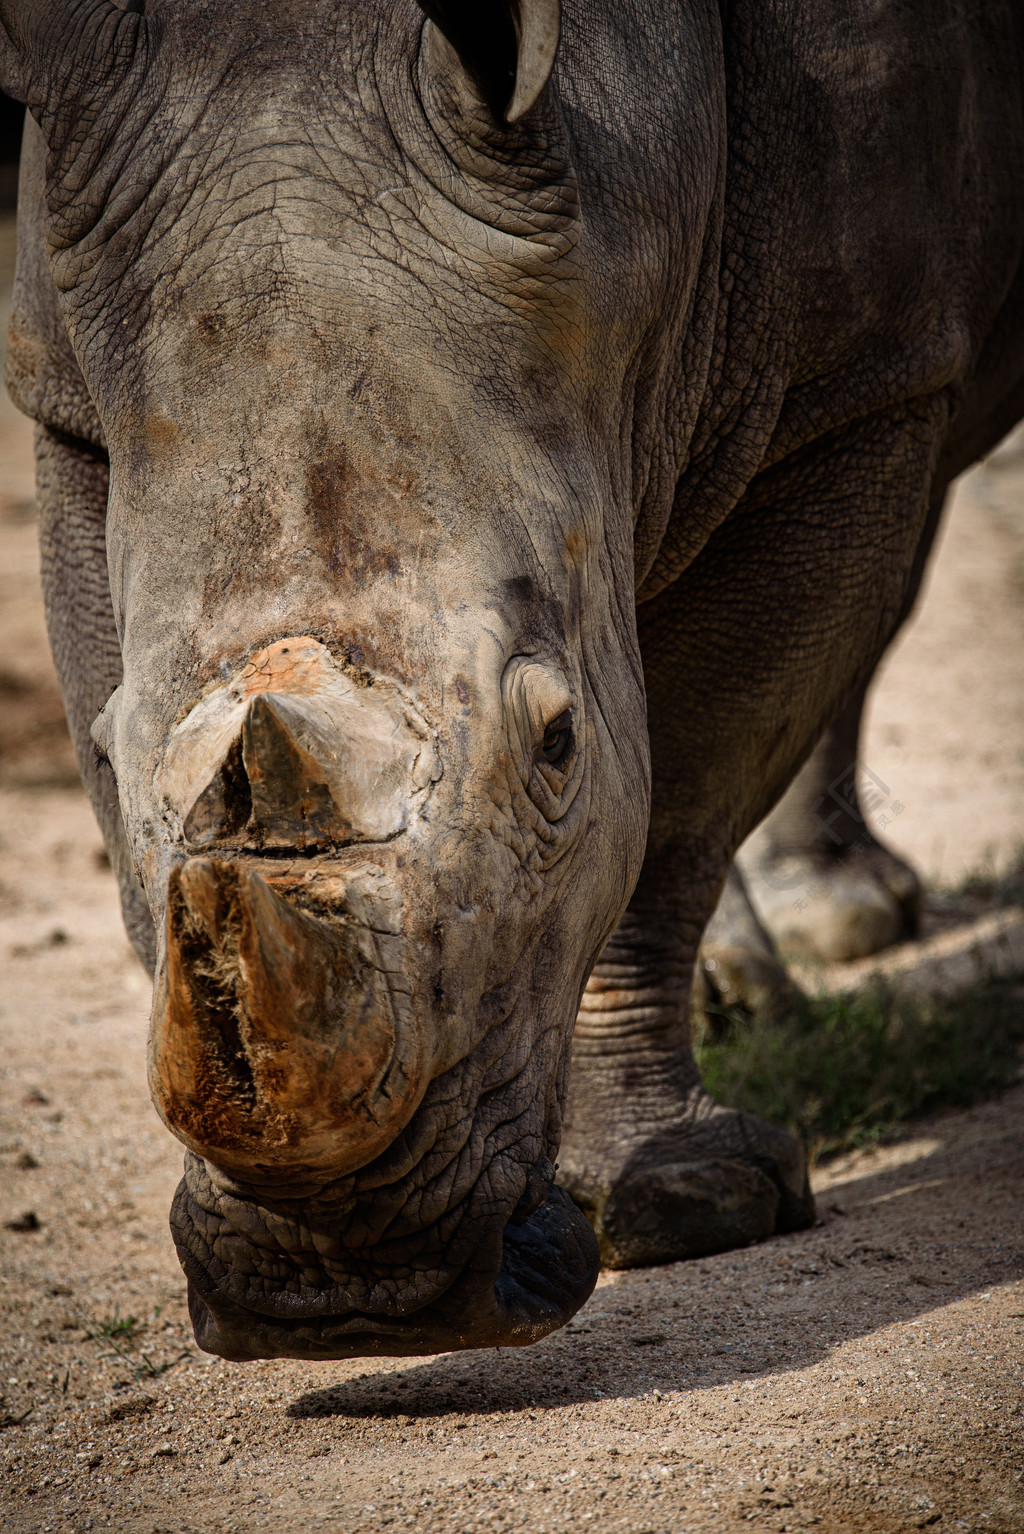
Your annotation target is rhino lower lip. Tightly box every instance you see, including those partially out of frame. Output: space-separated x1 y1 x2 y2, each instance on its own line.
175 1183 600 1362
185 1293 456 1364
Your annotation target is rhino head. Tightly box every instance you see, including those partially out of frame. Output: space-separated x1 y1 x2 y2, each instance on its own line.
3 0 660 1358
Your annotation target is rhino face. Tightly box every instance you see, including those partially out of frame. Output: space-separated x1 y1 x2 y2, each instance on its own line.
7 0 652 1356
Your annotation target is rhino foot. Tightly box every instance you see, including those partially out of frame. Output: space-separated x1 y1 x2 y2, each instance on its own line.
696 863 803 1022
741 835 920 964
695 943 798 1019
560 1089 813 1270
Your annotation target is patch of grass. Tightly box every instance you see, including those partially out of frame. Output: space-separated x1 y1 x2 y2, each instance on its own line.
84 1304 190 1382
695 978 1024 1163
94 1309 143 1346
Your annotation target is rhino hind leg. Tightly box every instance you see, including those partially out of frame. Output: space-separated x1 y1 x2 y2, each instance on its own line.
735 486 949 967
695 860 799 1022
737 685 921 964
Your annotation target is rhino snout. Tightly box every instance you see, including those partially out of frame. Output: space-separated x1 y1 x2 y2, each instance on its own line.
138 637 443 1182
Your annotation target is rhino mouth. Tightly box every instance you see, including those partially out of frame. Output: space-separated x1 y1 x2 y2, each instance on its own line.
173 1170 599 1361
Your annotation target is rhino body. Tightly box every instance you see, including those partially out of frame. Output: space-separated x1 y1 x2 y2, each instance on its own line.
2 0 1022 1360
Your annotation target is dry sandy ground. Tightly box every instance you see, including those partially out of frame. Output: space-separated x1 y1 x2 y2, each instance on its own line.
1 211 1022 1534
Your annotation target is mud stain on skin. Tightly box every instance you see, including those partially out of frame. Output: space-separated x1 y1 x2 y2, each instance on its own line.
142 414 180 458
501 573 538 613
196 310 227 341
306 453 354 576
304 448 435 591
565 524 587 564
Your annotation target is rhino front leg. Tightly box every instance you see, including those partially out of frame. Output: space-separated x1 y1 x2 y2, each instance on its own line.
560 851 814 1269
560 407 948 1267
559 554 821 1269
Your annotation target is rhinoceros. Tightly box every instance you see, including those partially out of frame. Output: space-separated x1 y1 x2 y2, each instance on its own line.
2 0 1022 1361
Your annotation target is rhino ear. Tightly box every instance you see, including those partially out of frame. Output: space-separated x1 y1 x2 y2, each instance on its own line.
416 0 560 123
0 0 144 116
1 22 27 102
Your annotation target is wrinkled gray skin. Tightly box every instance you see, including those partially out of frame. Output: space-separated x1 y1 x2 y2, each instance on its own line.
2 0 1023 1359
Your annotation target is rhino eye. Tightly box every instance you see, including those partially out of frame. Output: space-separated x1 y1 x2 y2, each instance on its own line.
541 710 572 766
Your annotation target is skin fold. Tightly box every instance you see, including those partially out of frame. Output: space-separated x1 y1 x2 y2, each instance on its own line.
1 0 1022 1356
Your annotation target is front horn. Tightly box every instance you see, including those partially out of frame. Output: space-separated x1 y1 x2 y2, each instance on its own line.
149 859 426 1182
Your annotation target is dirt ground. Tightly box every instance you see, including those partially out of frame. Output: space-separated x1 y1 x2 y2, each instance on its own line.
1 210 1022 1534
